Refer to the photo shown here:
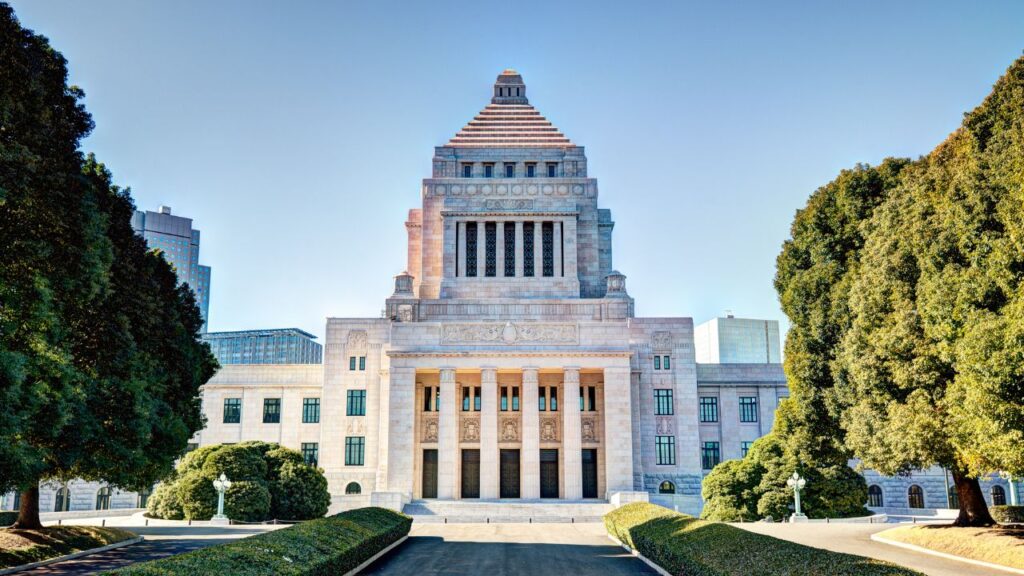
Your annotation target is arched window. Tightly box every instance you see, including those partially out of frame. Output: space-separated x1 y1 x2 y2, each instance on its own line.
867 485 883 507
992 485 1006 506
54 487 70 512
947 485 959 509
345 482 361 495
95 487 112 510
659 481 675 494
137 488 152 509
907 485 925 509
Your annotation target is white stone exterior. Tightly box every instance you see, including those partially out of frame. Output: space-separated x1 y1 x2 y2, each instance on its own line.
695 316 781 364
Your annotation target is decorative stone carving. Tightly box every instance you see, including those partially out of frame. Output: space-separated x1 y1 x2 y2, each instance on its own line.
347 330 367 350
500 417 519 442
652 331 673 351
346 418 365 435
441 322 578 345
539 416 560 442
483 199 534 210
656 416 673 435
606 271 627 296
581 416 598 442
397 304 414 323
461 419 480 442
422 415 439 443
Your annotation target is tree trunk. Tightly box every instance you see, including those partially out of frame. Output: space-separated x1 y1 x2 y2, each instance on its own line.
12 484 42 530
952 474 996 527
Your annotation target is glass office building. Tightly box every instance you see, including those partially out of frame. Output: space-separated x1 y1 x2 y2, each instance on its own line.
203 328 323 365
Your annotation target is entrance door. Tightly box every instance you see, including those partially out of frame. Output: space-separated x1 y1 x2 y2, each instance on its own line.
500 449 520 498
422 449 438 499
461 449 480 498
581 449 598 498
540 449 559 498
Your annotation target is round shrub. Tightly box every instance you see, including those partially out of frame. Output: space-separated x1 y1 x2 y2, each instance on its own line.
991 505 1024 524
177 444 221 476
225 480 271 522
270 462 330 520
201 444 267 481
264 447 304 482
147 481 184 520
178 471 218 520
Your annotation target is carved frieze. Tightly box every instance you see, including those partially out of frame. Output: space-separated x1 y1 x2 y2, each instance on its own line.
652 331 673 351
347 330 368 351
422 415 438 443
441 322 578 345
461 418 480 442
539 416 560 442
346 418 365 435
656 416 673 435
483 199 534 210
500 417 520 442
581 416 599 443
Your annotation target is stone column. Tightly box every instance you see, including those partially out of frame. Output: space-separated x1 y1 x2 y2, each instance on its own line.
457 221 466 277
562 367 582 500
514 221 524 277
438 367 458 499
553 220 563 277
476 221 486 278
533 221 544 277
521 368 540 499
603 365 634 494
386 365 416 496
496 222 506 278
480 367 499 498
563 217 578 280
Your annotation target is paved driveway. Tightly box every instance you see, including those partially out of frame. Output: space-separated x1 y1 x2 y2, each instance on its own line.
362 522 655 576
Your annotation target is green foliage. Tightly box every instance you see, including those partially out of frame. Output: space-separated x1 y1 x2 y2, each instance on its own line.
990 506 1024 524
224 481 271 522
102 508 411 576
177 445 221 476
202 444 268 481
0 512 17 527
270 462 331 520
0 526 136 570
178 472 218 521
264 447 304 482
700 459 760 521
145 482 183 520
605 502 922 576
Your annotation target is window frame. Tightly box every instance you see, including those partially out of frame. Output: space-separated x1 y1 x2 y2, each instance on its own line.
699 397 719 423
655 435 676 466
739 396 759 423
301 442 319 467
262 398 281 424
344 436 365 466
223 397 242 424
346 389 366 416
701 441 721 470
302 397 321 423
654 389 674 415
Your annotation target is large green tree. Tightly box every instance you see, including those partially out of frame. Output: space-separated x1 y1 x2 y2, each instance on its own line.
0 3 217 528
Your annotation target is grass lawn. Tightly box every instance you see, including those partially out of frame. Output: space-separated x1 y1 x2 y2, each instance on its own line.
0 526 136 570
877 524 1024 570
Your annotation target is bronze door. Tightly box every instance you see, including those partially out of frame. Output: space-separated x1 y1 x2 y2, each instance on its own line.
582 449 598 498
540 449 559 498
461 449 480 498
422 449 438 499
500 449 520 498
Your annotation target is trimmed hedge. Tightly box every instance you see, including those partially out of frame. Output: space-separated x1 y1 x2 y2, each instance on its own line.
991 505 1024 524
104 507 411 576
0 511 17 527
605 502 923 576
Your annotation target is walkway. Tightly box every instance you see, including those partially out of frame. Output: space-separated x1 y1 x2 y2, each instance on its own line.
362 522 655 576
734 522 1005 576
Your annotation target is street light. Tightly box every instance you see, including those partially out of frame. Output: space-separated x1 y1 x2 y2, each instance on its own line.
787 472 808 523
211 473 232 525
1000 472 1019 506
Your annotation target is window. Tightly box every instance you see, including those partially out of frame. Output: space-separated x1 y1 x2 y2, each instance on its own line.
739 397 758 423
588 386 597 412
526 163 536 178
463 386 472 412
868 485 884 507
523 222 535 276
484 163 494 178
223 398 241 424
359 356 366 371
54 487 70 512
485 222 496 277
701 441 721 470
462 163 472 178
699 397 718 423
741 441 754 458
550 387 558 411
466 222 478 277
542 222 554 277
301 442 319 466
908 485 925 509
345 482 361 495
547 163 556 177
659 481 675 494
500 386 519 411
423 386 439 412
654 389 674 415
655 436 676 465
505 163 514 178
474 387 481 411
349 356 357 370
95 487 111 510
653 355 672 370
504 223 515 277
501 387 508 411
303 398 321 423
948 484 959 509
992 485 1007 506
263 398 281 423
654 355 661 370
346 390 366 416
345 437 365 466
539 388 547 411
512 386 520 411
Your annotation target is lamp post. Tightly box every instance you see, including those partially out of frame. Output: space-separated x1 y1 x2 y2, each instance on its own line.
787 472 808 523
211 473 232 525
1000 472 1019 506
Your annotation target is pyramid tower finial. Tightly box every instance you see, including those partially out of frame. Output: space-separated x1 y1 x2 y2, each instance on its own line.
493 69 527 104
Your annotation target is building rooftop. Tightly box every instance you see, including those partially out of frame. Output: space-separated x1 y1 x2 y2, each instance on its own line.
203 328 318 340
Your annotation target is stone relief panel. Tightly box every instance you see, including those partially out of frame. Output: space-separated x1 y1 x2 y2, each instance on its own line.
655 416 673 435
461 418 480 442
581 416 599 443
441 322 578 345
500 417 520 442
347 330 368 351
652 331 673 351
483 199 534 210
539 416 560 442
422 415 438 443
346 419 366 435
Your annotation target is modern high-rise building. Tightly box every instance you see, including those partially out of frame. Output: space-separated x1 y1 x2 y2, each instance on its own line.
131 206 211 332
203 328 323 365
694 316 781 364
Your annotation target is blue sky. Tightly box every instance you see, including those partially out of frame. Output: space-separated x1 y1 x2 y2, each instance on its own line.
9 1 1024 341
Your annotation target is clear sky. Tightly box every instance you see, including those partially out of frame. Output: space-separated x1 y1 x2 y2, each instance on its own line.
9 1 1024 342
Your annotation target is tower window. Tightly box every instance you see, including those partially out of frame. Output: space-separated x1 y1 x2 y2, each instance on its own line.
463 164 472 178
547 163 556 177
485 222 497 277
523 222 535 276
505 163 514 178
542 222 554 277
484 163 494 178
504 223 516 276
526 163 536 178
466 222 478 277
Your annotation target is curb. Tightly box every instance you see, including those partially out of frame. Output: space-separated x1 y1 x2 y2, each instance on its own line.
342 535 408 576
607 534 672 576
0 536 144 575
870 532 1024 575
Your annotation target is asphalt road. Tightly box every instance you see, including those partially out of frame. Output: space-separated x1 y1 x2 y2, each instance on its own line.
362 522 656 576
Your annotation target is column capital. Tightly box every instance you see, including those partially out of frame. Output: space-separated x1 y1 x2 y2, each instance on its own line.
480 367 498 381
563 366 581 384
439 367 456 383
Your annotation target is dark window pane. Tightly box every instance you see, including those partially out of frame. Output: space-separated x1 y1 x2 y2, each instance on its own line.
349 356 356 370
588 386 597 412
474 387 481 411
523 222 535 276
551 387 558 411
655 389 674 415
359 356 366 371
485 164 493 178
699 397 719 423
345 437 365 466
466 222 478 277
263 398 281 424
654 355 661 370
347 390 366 416
463 387 471 412
504 223 515 277
505 164 514 177
512 387 519 411
223 398 241 423
485 222 496 277
501 387 508 411
547 163 556 177
542 222 554 277
463 164 472 177
740 397 758 422
303 398 320 423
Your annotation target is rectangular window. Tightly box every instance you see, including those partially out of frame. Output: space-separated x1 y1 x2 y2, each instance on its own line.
542 222 554 277
550 387 558 411
523 222 535 276
462 386 471 412
547 163 556 177
504 223 515 277
345 437 365 466
463 163 472 178
739 397 759 423
223 398 241 424
654 389 674 415
663 356 671 370
466 222 478 277
346 390 366 416
539 389 547 411
263 398 281 424
349 356 356 370
699 397 719 423
501 387 509 411
588 386 597 412
484 163 494 178
474 386 481 411
302 398 320 423
505 163 514 178
702 441 721 470
301 442 319 467
580 386 585 411
527 163 536 178
359 356 366 371
512 386 520 411
741 441 754 458
424 387 434 412
655 436 676 465
654 355 661 370
485 222 496 277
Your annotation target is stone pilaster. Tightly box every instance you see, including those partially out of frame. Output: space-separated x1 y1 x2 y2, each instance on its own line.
554 220 563 277
386 365 416 496
563 217 578 280
521 367 540 499
438 367 458 499
533 220 543 277
457 221 466 277
562 367 582 500
496 222 505 278
476 220 486 278
480 367 499 498
604 365 634 494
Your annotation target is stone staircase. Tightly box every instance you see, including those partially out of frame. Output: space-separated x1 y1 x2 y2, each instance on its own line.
402 499 613 524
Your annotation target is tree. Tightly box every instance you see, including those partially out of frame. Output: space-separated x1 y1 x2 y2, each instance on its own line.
0 4 217 528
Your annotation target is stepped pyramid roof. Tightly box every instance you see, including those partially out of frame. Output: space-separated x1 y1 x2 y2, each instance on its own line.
446 69 574 148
